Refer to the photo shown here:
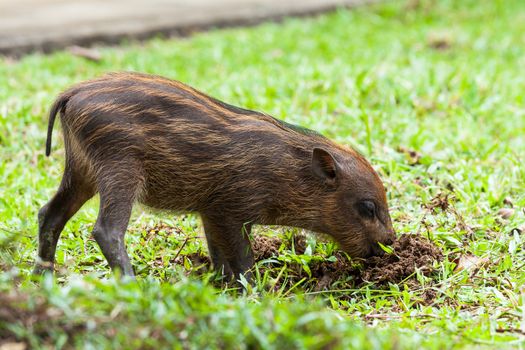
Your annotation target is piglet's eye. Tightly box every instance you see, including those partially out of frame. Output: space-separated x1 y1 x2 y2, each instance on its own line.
358 200 376 219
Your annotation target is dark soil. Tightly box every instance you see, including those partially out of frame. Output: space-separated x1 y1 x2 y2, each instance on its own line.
360 234 443 283
251 235 282 260
255 233 443 285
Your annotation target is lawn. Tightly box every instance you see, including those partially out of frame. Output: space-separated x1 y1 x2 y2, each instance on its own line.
1 0 525 348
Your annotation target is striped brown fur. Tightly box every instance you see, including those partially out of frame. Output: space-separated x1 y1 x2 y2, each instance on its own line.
36 72 395 280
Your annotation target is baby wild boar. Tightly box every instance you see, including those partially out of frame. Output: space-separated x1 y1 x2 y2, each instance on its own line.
35 72 396 280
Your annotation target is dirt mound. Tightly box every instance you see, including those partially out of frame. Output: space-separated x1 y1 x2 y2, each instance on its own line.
245 233 443 286
252 233 444 290
251 235 282 260
361 235 443 284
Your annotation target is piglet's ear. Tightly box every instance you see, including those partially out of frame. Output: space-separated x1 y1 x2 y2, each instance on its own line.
311 147 338 183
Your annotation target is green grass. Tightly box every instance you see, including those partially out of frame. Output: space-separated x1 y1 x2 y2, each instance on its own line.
1 0 525 348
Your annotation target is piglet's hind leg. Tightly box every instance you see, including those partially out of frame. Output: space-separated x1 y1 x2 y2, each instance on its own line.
35 162 95 275
92 175 141 277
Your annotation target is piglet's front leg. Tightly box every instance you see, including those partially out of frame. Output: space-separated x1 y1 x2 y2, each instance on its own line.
201 214 254 283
